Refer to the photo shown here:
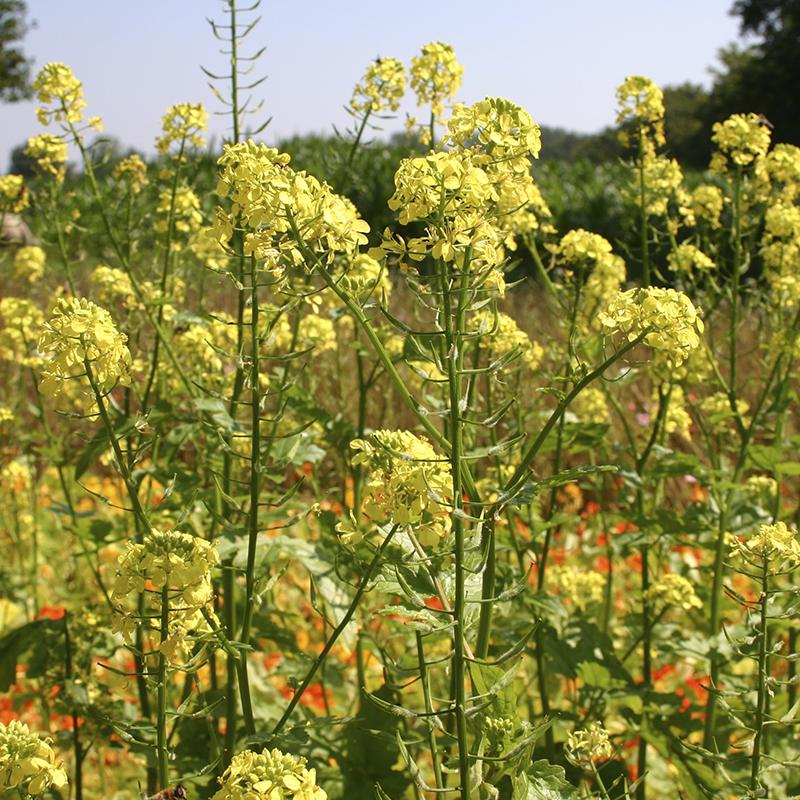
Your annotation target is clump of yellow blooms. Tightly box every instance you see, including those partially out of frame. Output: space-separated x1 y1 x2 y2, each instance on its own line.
572 387 610 425
556 228 612 265
350 57 406 114
112 528 219 660
349 429 452 547
0 298 44 366
0 406 13 427
335 253 392 304
12 245 46 283
550 566 606 613
0 174 28 212
156 184 203 236
565 722 614 767
472 311 543 370
409 41 463 117
24 133 68 179
90 265 140 311
212 748 326 800
646 573 702 611
641 154 686 217
0 720 68 797
691 184 725 228
659 384 692 440
32 62 88 125
711 113 772 169
764 143 800 200
0 458 34 496
113 153 148 193
668 242 716 274
38 297 132 406
730 522 800 571
214 141 369 277
155 102 208 154
761 202 800 307
744 475 779 506
698 391 748 432
164 316 237 394
271 313 337 356
599 287 703 369
616 75 665 148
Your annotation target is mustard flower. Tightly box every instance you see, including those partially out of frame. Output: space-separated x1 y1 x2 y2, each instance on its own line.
349 429 452 547
163 316 238 394
155 102 208 155
691 184 724 228
572 387 610 425
765 143 800 200
0 298 44 366
271 313 337 356
0 458 34 496
646 573 702 611
350 57 406 114
712 113 772 169
409 41 463 117
24 133 68 179
565 722 614 767
640 153 685 217
730 521 800 572
744 475 779 506
113 153 148 193
598 287 703 368
212 748 327 800
551 565 606 613
556 228 613 265
156 184 203 237
616 75 665 146
0 720 68 797
335 253 392 304
90 265 139 311
13 245 46 284
33 62 88 126
38 297 132 405
472 311 543 370
657 384 692 440
445 97 542 167
668 242 716 274
0 406 13 427
0 174 28 213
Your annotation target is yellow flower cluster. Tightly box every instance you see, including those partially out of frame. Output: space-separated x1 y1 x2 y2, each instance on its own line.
473 311 543 370
444 97 542 167
0 720 68 797
730 521 800 571
33 62 88 126
668 242 716 274
765 143 800 201
155 102 208 154
164 316 237 393
38 297 132 406
112 528 219 659
744 475 778 505
215 141 369 275
409 41 463 117
550 565 606 612
156 184 203 236
580 252 626 327
599 287 703 368
350 429 452 546
572 387 610 425
90 265 139 311
698 391 748 432
691 184 724 228
711 113 772 169
0 174 28 213
556 228 612 264
335 253 392 304
13 245 46 283
641 154 685 217
113 153 148 193
565 722 613 767
761 202 800 307
24 133 68 179
0 298 44 366
659 384 692 440
350 57 406 114
213 748 326 800
616 75 665 147
646 573 702 610
271 313 337 356
0 458 34 496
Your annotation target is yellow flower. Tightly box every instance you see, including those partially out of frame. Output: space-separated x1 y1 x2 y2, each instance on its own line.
409 41 463 117
640 153 684 217
616 75 665 129
646 573 702 610
472 311 543 370
213 748 327 800
0 174 28 212
13 246 46 283
744 475 778 506
557 228 613 264
765 143 800 201
572 387 610 425
0 298 44 366
712 113 771 168
349 429 452 547
33 62 88 126
90 265 140 311
565 722 614 767
668 242 715 273
350 57 406 114
156 184 203 236
730 522 800 571
155 102 208 154
38 297 132 407
0 720 68 797
551 565 606 612
113 154 148 193
24 134 68 179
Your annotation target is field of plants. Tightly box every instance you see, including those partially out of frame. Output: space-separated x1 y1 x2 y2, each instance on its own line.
1 5 800 800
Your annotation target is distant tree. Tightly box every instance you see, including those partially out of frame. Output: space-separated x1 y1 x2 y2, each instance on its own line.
662 83 714 168
8 140 33 176
709 0 800 144
0 0 34 101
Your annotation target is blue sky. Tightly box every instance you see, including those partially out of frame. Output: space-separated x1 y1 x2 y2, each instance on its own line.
2 1 744 167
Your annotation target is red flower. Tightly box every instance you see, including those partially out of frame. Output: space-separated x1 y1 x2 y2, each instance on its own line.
36 606 65 621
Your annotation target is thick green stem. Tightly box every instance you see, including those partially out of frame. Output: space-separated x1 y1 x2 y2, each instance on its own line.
156 586 170 789
750 559 770 793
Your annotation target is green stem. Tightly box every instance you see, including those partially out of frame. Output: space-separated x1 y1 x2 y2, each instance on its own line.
156 585 170 789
